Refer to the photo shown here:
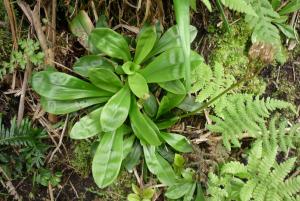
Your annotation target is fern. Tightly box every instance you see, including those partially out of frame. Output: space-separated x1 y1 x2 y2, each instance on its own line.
221 0 257 16
0 115 45 146
207 94 294 150
192 62 235 117
207 142 300 201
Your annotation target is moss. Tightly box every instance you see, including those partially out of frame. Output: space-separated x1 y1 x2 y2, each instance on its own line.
69 141 92 178
86 171 135 201
209 21 266 95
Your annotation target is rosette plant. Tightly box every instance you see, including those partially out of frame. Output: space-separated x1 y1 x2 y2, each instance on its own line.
32 23 203 188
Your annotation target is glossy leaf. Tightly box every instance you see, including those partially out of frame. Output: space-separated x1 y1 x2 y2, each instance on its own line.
142 145 176 186
160 132 193 153
178 95 202 112
148 25 197 58
32 71 112 100
70 107 102 139
129 98 161 146
88 68 123 93
69 10 94 48
156 117 180 130
123 135 136 159
183 182 197 201
73 55 115 77
174 0 191 92
134 25 156 64
156 93 186 118
201 0 212 12
92 128 123 188
140 49 203 83
123 141 142 171
143 93 158 118
89 28 131 61
128 73 149 99
122 61 141 75
100 85 131 132
40 97 109 114
159 80 186 94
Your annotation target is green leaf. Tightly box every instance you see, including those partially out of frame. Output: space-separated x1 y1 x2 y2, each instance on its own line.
142 188 155 199
271 0 281 10
73 55 115 77
148 25 197 58
183 182 196 201
128 73 149 99
69 10 94 48
156 93 186 118
129 98 161 146
177 95 202 112
279 0 300 15
32 71 112 100
159 80 186 94
201 0 212 12
70 107 102 139
89 28 131 61
123 135 136 159
40 97 108 114
92 128 124 188
122 62 141 75
88 68 123 93
165 181 191 199
195 183 206 201
140 49 203 83
240 180 256 201
134 25 157 64
156 117 180 130
275 23 296 39
100 85 131 132
128 194 140 201
173 154 186 169
221 0 257 16
174 0 191 92
143 93 158 118
190 0 197 10
142 145 176 185
160 132 193 153
123 141 142 171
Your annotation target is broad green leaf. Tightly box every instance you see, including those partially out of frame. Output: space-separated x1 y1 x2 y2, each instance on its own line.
143 93 158 118
148 25 197 58
178 95 202 112
174 0 191 92
279 0 300 15
140 49 203 83
32 71 112 100
134 25 156 64
160 132 193 153
129 98 161 146
128 73 149 99
201 0 212 12
190 0 197 10
123 135 136 159
40 96 108 114
142 145 176 185
73 55 115 77
88 68 123 93
195 183 206 201
89 28 131 61
142 188 155 199
69 10 94 48
127 194 140 201
156 117 180 130
70 107 102 139
165 181 192 199
122 61 141 75
92 128 123 188
156 93 186 118
183 182 197 201
159 80 186 94
123 141 142 171
271 0 281 10
100 85 131 132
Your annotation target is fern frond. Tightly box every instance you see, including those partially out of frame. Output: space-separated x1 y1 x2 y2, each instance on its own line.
221 0 257 16
207 94 293 150
0 115 44 146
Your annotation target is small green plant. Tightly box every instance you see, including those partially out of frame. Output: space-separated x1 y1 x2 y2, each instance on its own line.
0 39 44 80
206 141 300 201
127 184 155 201
35 168 62 187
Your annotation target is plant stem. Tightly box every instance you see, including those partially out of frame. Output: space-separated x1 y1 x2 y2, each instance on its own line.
178 64 264 119
215 0 231 33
